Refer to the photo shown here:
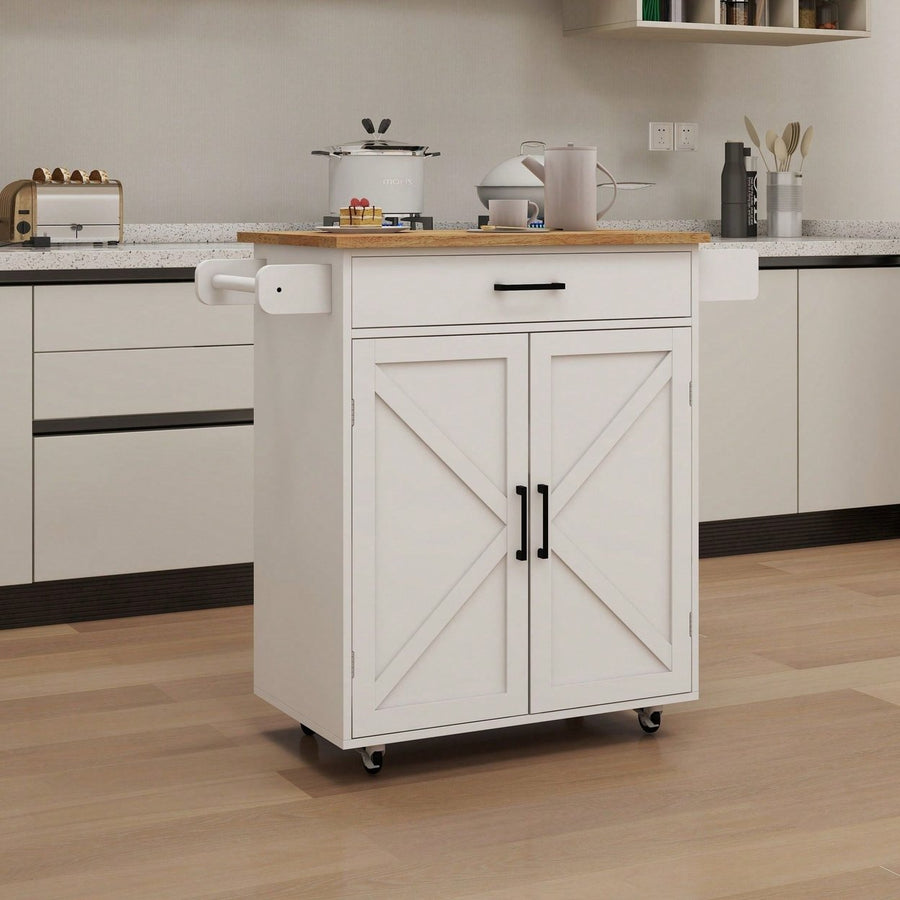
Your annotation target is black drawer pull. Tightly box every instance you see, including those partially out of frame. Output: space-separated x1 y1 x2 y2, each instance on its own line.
493 282 566 292
537 484 549 559
515 485 527 561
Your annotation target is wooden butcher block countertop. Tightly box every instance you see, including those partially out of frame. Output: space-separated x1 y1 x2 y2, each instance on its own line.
236 229 711 249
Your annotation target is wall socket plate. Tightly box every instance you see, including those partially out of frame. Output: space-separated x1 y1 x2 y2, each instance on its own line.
675 122 699 151
649 122 674 152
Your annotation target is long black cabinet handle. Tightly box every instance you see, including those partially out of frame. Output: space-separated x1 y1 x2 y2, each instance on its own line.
493 282 566 292
515 485 528 561
537 484 549 559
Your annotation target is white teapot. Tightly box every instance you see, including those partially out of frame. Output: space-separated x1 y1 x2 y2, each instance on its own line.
522 143 618 231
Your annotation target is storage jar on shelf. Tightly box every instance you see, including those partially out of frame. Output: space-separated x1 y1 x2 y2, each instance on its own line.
799 0 816 28
817 0 840 29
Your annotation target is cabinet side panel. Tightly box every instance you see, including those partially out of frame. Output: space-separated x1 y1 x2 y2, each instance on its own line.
699 269 798 521
252 247 348 740
0 287 32 586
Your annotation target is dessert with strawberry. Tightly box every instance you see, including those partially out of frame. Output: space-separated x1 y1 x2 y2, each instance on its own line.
339 197 383 226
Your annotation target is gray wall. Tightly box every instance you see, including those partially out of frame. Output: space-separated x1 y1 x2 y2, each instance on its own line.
2 1 895 224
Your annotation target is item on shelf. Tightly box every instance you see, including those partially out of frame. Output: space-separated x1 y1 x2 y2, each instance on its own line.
723 0 754 26
669 0 684 22
744 148 758 238
817 0 840 29
721 141 748 238
767 172 802 237
754 0 767 26
799 0 816 28
643 0 669 21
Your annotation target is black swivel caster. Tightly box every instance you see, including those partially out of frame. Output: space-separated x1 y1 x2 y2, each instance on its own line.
636 707 662 734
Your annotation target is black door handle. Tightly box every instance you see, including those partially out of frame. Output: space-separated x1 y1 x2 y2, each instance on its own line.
493 282 566 292
537 484 549 559
515 485 527 561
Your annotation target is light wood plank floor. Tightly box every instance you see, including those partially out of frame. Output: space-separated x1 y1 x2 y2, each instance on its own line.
1 540 899 899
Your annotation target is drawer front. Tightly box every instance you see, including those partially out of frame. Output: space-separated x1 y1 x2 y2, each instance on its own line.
351 251 692 328
34 281 253 351
34 346 253 420
34 425 253 581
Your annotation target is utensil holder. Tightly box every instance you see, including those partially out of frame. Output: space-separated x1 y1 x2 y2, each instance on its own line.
767 172 802 238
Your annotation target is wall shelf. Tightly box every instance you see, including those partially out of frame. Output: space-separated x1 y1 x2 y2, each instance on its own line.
562 0 871 46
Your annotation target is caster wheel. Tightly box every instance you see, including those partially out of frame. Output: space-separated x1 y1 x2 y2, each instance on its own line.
358 746 385 775
300 724 315 736
636 708 662 734
364 750 384 776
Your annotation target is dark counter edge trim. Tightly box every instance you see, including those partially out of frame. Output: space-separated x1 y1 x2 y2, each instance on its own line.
0 563 252 629
34 408 254 436
700 504 900 558
1 257 898 285
0 267 196 285
759 255 900 269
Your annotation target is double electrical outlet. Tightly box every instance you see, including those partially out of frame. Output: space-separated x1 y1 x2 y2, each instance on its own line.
649 122 698 152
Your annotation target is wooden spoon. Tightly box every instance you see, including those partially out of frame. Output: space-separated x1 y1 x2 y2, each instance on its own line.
774 135 788 172
765 129 778 162
798 125 814 173
744 115 771 171
786 121 800 169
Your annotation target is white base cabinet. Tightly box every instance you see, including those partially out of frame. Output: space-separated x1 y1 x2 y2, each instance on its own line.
699 269 798 522
0 287 33 586
799 268 900 512
249 242 699 772
700 265 900 523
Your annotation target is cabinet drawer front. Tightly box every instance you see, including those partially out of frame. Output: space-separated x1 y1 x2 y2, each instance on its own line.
34 346 253 420
351 251 692 327
34 282 253 351
34 425 253 581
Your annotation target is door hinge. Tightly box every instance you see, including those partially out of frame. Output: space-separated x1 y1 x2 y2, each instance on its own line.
689 381 693 407
351 650 355 678
689 611 693 637
351 398 355 426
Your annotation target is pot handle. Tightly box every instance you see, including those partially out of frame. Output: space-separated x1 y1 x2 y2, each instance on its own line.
311 150 333 157
596 161 618 220
424 151 442 157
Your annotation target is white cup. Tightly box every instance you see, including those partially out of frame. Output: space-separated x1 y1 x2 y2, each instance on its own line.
489 198 539 227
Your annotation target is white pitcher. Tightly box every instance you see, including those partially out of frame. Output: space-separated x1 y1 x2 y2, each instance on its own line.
521 143 618 231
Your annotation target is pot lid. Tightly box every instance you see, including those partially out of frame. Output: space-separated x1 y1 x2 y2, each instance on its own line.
319 117 431 156
478 141 546 188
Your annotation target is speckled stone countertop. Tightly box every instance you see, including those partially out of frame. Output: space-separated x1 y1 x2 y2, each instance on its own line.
0 241 251 272
3 220 900 271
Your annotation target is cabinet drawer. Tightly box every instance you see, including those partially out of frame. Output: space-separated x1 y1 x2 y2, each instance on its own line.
34 281 253 351
34 425 253 581
34 346 252 420
351 251 692 328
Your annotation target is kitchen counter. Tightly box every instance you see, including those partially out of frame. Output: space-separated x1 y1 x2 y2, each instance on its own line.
235 229 711 248
0 241 250 273
4 222 900 277
709 235 900 258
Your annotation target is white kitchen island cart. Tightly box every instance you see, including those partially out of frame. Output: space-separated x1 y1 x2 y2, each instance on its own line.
198 228 710 774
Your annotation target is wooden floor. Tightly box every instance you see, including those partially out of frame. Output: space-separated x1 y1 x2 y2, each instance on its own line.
1 540 899 899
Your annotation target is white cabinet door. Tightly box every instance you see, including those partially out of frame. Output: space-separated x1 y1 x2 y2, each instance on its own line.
699 269 798 521
352 334 529 737
529 328 693 713
799 268 900 512
0 287 32 586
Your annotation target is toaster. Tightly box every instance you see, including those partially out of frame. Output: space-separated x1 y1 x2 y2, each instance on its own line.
0 178 123 245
